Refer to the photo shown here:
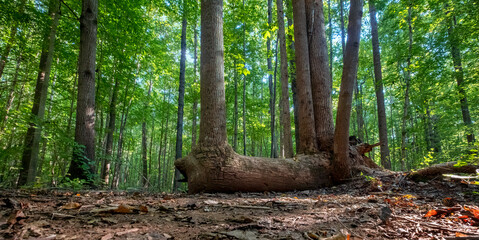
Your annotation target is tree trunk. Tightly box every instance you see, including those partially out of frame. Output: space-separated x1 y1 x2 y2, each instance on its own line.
267 0 277 158
401 3 413 171
173 5 188 191
142 77 153 188
271 40 279 158
242 0 247 156
192 24 199 149
328 0 333 81
18 0 60 186
292 0 318 154
233 60 239 152
0 55 21 135
368 0 391 169
332 0 363 183
101 68 118 184
68 0 98 181
339 0 346 56
286 0 299 153
447 12 474 144
306 0 334 152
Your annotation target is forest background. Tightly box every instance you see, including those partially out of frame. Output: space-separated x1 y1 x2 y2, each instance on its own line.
0 0 477 191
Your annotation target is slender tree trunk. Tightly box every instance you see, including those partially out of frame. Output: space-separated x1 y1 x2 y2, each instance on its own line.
369 0 391 169
18 0 60 186
447 13 474 143
332 0 363 183
191 24 199 149
292 0 318 154
355 80 365 141
401 3 413 171
38 73 56 178
271 40 279 158
198 0 227 147
0 56 21 135
286 0 299 153
173 5 188 191
328 0 333 80
276 0 293 158
233 60 239 151
68 0 98 181
242 0 247 155
268 0 276 158
101 66 118 184
306 0 334 152
141 77 153 188
339 0 346 56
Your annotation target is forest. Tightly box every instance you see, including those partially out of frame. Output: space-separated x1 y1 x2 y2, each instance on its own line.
0 0 478 238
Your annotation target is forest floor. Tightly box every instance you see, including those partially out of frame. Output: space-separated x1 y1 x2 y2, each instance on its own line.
1 173 479 240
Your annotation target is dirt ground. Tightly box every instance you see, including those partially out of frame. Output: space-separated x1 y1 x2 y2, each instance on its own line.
1 173 479 240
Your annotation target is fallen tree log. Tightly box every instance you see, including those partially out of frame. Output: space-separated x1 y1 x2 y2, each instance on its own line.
175 144 332 193
409 162 478 181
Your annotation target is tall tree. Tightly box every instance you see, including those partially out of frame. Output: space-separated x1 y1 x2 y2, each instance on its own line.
242 0 247 155
447 8 475 144
332 0 363 182
306 0 334 151
368 0 391 169
68 0 98 181
401 2 413 171
191 24 199 149
141 74 153 188
268 0 277 158
276 0 293 158
292 0 319 154
173 0 188 191
199 0 227 147
18 0 61 186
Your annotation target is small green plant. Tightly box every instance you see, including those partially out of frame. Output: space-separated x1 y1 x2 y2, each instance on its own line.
59 178 88 190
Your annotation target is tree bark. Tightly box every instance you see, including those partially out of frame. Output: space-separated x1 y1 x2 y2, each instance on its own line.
276 0 293 158
192 23 199 149
198 0 227 147
368 0 391 169
233 60 239 152
306 0 334 152
401 3 413 171
101 67 118 184
174 5 188 191
292 0 319 154
142 76 153 188
18 0 60 186
286 0 299 153
332 0 363 183
68 0 98 181
447 12 474 144
339 0 346 56
242 0 247 155
267 0 277 158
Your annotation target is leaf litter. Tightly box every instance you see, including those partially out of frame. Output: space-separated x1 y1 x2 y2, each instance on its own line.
0 174 478 239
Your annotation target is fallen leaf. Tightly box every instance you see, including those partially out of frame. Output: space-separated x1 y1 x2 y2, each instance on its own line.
139 205 148 213
425 210 437 217
7 209 27 226
61 202 81 210
113 204 133 214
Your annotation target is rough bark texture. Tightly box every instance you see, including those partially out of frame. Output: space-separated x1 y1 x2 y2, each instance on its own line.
306 0 334 152
276 0 294 158
447 14 474 144
174 10 188 191
368 0 391 169
332 0 363 183
68 0 98 181
176 145 331 193
198 0 227 147
18 0 60 186
292 0 319 154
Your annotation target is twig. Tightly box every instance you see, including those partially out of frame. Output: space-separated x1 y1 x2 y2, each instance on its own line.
394 215 477 235
61 0 79 20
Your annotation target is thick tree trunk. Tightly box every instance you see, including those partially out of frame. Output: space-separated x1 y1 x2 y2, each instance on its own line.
176 145 331 193
332 0 363 183
447 14 474 144
292 0 318 154
369 0 391 169
18 0 60 186
306 0 334 152
68 0 98 181
198 0 227 147
174 8 188 191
